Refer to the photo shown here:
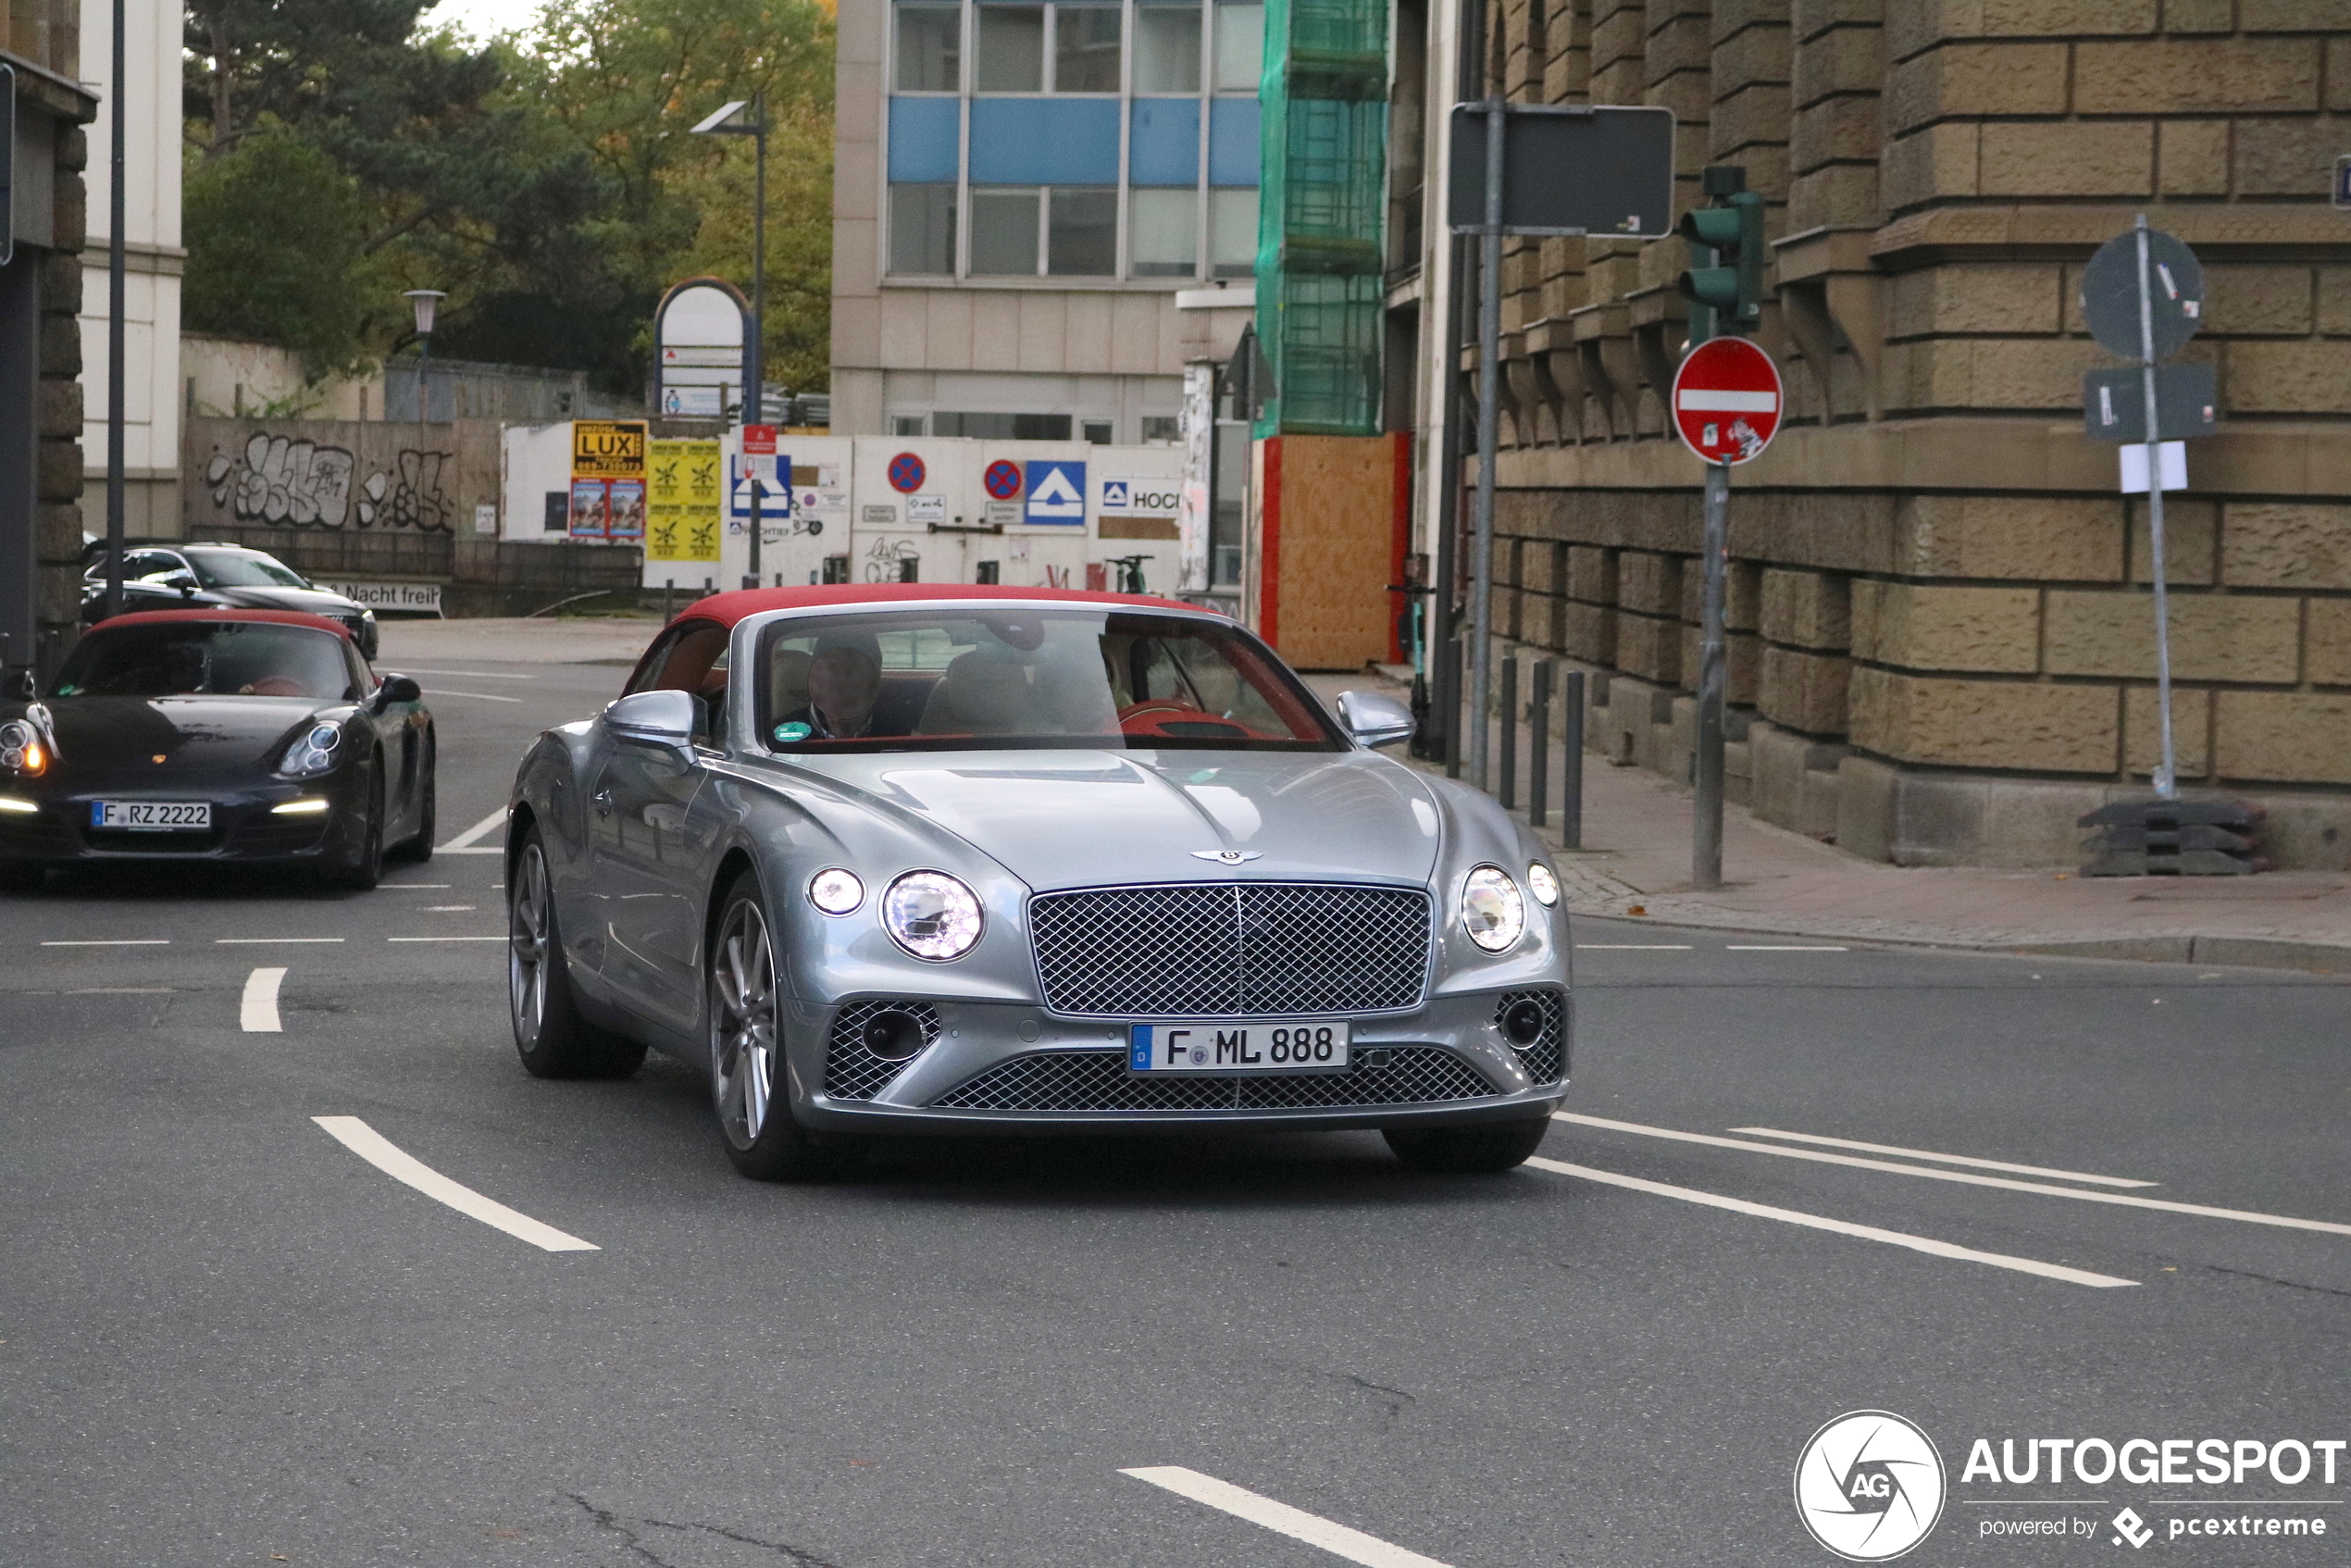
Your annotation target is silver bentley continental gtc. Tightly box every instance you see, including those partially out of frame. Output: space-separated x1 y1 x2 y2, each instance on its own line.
504 585 1570 1179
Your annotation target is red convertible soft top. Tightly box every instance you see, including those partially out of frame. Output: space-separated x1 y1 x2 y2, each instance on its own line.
679 583 1210 630
91 607 355 640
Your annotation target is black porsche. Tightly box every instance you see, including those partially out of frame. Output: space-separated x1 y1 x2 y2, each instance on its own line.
0 610 435 890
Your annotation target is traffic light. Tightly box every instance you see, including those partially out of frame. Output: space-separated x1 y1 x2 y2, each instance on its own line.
1676 166 1766 340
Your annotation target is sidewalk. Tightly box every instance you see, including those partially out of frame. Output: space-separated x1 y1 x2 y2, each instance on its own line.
1304 672 2351 973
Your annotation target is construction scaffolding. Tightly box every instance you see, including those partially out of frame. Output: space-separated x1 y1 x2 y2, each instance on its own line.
1253 0 1388 436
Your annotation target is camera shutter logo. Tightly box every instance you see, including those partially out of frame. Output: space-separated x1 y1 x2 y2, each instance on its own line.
1794 1411 1946 1562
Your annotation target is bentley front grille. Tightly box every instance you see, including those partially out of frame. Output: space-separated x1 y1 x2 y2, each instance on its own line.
1027 883 1432 1018
823 1000 940 1101
929 1046 1498 1113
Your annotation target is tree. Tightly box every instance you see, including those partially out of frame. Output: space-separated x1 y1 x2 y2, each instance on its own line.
181 133 376 377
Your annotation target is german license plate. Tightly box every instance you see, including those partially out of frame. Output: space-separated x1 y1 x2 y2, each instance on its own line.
91 800 211 831
1127 1021 1350 1075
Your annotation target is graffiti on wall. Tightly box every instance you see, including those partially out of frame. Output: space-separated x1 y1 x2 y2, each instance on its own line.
203 434 458 531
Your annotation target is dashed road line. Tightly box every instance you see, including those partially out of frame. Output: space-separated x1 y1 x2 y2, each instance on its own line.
240 967 286 1032
1527 1157 2138 1289
1577 943 1693 951
1730 1126 2157 1188
310 1116 597 1253
387 935 504 942
393 668 536 680
217 937 345 945
1121 1467 1453 1568
438 806 507 855
1725 944 1848 951
1555 1112 2351 1238
41 939 168 947
420 689 526 703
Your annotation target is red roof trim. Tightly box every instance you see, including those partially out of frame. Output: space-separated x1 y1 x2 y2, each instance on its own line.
91 608 355 640
678 583 1213 630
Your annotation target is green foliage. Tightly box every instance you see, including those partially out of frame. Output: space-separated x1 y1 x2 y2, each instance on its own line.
180 0 836 396
181 132 378 377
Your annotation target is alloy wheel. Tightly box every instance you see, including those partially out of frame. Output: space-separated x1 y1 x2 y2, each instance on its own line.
509 843 551 1044
712 898 778 1151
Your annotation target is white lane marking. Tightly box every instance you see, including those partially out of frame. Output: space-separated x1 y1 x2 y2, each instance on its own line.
240 967 286 1032
1730 1127 2158 1188
1725 944 1848 951
1121 1467 1453 1568
1555 1113 2351 1238
1577 943 1694 950
68 987 172 994
388 935 505 942
422 904 479 912
383 883 451 890
217 937 346 945
1528 1157 2137 1289
41 939 168 947
394 668 536 680
310 1116 597 1252
440 807 506 852
440 848 504 855
421 688 526 703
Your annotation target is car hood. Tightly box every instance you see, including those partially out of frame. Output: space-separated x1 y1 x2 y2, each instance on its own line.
33 696 336 782
774 748 1443 890
212 585 363 616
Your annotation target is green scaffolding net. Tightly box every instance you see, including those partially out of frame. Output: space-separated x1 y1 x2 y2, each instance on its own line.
1254 0 1388 437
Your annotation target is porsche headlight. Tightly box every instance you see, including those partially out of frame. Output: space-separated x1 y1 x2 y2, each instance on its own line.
1527 862 1560 907
1461 865 1525 952
882 870 983 961
280 721 342 778
0 719 47 778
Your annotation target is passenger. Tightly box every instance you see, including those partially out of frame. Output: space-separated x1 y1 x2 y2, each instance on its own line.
778 646 885 739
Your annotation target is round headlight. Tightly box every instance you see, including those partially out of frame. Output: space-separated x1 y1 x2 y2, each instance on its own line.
882 871 983 961
0 721 30 750
1461 865 1525 952
306 724 341 753
1527 862 1560 907
808 867 865 915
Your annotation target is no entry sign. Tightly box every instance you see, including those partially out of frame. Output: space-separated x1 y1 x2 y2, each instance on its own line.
1672 337 1782 466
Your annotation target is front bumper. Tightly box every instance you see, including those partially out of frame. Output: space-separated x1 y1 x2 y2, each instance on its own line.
0 781 353 865
785 987 1571 1135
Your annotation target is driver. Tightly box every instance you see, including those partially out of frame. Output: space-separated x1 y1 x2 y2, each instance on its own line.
779 645 884 738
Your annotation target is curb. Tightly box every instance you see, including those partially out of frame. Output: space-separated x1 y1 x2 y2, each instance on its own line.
1561 904 2351 976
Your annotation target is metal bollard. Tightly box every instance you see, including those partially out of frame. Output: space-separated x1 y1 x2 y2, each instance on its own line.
1561 669 1586 850
1497 654 1518 810
1446 638 1465 779
663 578 675 623
1529 660 1552 828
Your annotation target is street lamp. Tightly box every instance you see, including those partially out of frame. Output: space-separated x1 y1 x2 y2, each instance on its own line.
691 96 769 590
404 290 446 420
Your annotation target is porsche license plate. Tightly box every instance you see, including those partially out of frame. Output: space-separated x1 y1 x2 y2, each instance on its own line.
91 800 212 831
1127 1021 1350 1075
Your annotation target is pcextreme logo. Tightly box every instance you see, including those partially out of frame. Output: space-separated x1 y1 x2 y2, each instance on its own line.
1795 1411 1948 1562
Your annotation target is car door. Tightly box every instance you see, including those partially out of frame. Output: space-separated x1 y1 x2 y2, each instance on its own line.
590 620 728 1025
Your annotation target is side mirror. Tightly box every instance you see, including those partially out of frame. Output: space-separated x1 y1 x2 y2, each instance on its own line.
1337 689 1415 749
373 674 422 711
3 669 35 699
178 581 198 598
604 688 697 753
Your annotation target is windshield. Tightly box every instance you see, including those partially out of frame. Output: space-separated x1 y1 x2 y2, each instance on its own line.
752 609 1343 753
51 622 360 701
186 549 309 589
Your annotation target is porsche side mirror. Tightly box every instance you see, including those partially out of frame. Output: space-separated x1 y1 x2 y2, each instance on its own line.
605 689 697 754
1337 689 1414 749
3 669 34 699
373 674 422 711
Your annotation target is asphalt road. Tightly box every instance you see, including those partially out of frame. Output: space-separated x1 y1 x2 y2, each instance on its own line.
3 640 2347 1567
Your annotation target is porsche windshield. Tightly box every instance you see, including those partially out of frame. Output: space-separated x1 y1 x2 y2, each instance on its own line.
51 623 360 701
752 609 1344 753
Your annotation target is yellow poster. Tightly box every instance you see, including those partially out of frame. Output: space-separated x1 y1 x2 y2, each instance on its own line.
646 438 722 563
572 419 648 479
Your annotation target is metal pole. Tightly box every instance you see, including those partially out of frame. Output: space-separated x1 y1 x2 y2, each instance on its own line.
745 95 768 591
1469 95 1505 791
2134 213 2178 801
1694 461 1728 889
1498 653 1518 810
1528 658 1551 828
1561 668 1586 850
1446 637 1465 778
103 0 126 619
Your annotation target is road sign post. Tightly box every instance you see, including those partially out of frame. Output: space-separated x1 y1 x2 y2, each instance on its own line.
741 424 777 588
1671 332 1783 890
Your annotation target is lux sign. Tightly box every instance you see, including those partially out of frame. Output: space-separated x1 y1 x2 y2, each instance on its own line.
1100 478 1179 517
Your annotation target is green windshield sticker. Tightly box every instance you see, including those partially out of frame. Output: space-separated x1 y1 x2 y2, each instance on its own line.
772 722 813 742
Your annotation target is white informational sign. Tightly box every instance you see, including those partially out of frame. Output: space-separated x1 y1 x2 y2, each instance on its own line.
655 280 746 416
1099 477 1181 517
862 504 898 524
662 385 725 417
906 494 947 525
790 462 851 536
984 501 1022 529
2120 440 2187 494
317 579 443 615
473 503 498 536
728 451 783 523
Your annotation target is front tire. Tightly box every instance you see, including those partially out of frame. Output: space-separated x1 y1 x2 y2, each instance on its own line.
708 872 852 1181
392 736 436 863
508 829 644 1078
325 761 386 890
1384 1114 1550 1174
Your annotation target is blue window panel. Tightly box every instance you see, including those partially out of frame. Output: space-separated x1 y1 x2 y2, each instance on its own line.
888 96 961 183
969 99 1121 185
1208 97 1261 186
1128 98 1200 187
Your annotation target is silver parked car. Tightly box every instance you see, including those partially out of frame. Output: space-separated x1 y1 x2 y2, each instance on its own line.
504 585 1571 1179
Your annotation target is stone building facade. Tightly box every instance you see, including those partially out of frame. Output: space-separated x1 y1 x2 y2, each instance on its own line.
1455 0 2351 868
